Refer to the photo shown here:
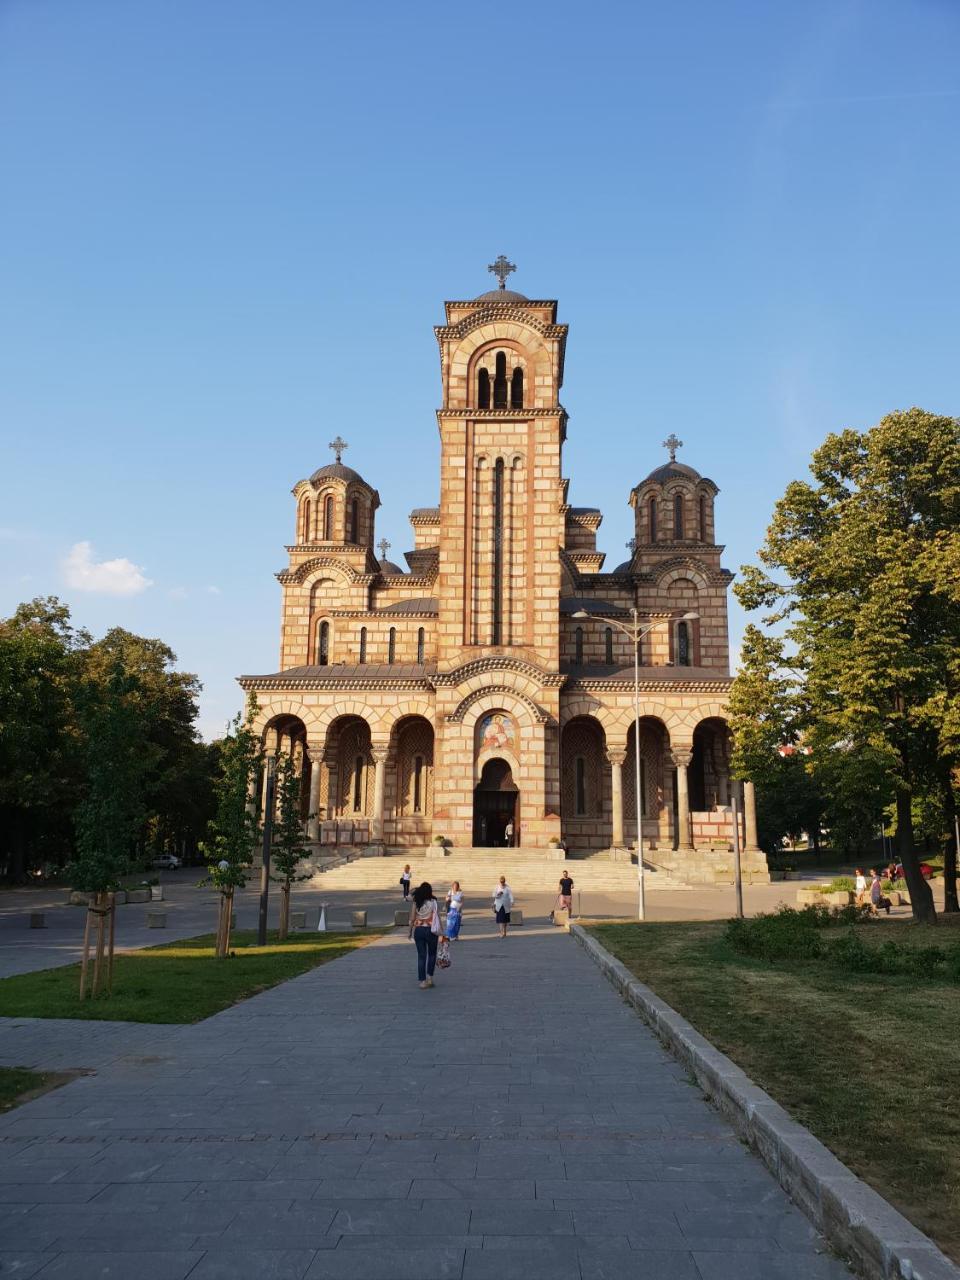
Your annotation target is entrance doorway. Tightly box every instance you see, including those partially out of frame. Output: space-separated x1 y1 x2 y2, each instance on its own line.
473 758 519 847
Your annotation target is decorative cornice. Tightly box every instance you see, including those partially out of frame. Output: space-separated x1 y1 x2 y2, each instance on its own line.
328 608 438 619
436 307 567 342
238 673 435 693
433 655 566 690
435 407 567 420
277 556 372 586
563 509 603 530
565 676 733 694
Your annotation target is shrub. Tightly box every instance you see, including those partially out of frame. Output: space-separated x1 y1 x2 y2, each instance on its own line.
725 908 823 961
825 876 855 893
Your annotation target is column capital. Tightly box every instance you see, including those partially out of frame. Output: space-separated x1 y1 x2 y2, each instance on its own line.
370 744 391 765
606 749 627 767
263 746 278 760
306 747 323 764
671 748 693 769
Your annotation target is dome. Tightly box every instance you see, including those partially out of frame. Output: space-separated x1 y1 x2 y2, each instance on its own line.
473 289 529 302
310 461 367 486
611 560 633 574
377 558 406 576
642 461 703 486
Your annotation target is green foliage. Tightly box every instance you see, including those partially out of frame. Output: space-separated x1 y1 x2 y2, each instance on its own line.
0 597 218 881
724 904 873 962
68 663 154 893
824 876 856 892
733 409 960 920
200 698 261 892
270 750 311 886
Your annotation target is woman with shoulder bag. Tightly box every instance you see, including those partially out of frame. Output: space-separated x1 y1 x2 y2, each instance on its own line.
493 875 513 939
408 881 441 988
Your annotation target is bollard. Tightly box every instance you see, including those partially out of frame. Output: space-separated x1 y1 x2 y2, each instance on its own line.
291 911 306 930
146 911 167 928
351 910 368 928
511 909 524 926
553 908 569 927
394 909 409 927
29 912 46 929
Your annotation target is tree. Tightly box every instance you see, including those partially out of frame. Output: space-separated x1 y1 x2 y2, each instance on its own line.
0 598 86 879
271 750 312 939
728 626 824 853
737 409 960 923
70 663 155 998
200 700 261 958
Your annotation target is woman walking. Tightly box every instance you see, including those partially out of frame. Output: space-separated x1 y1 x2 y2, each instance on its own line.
400 864 412 900
445 882 464 941
493 875 513 938
408 882 441 988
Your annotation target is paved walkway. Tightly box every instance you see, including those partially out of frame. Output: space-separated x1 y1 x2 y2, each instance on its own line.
0 913 852 1279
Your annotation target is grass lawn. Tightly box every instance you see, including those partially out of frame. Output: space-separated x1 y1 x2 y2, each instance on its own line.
591 916 960 1263
0 930 383 1025
0 1066 73 1113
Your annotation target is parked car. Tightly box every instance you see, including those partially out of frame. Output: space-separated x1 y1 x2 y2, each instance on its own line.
152 853 181 870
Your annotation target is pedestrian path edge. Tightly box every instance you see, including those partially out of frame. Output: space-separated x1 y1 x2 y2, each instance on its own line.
568 922 960 1280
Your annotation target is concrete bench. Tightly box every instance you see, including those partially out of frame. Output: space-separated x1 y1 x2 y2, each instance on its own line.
511 909 524 926
395 909 410 927
351 910 367 928
291 911 306 929
552 908 569 927
146 911 167 928
29 912 46 929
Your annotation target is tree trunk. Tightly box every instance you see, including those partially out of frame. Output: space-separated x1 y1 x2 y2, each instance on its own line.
216 893 228 958
107 892 117 992
79 902 93 1000
940 776 959 914
279 881 290 941
223 888 234 954
91 891 108 996
896 785 937 924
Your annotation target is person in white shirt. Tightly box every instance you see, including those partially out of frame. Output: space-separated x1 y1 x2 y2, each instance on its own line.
493 875 514 938
854 868 867 906
504 819 514 847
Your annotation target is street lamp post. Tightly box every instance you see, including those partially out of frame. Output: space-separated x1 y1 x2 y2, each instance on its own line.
572 607 698 921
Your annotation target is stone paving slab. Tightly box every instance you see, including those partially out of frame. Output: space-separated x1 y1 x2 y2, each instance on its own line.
0 919 853 1278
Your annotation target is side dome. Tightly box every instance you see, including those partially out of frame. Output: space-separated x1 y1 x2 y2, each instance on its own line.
309 461 368 486
642 460 703 486
473 289 529 302
377 557 406 576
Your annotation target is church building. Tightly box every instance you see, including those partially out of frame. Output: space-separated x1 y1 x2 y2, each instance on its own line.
239 261 768 884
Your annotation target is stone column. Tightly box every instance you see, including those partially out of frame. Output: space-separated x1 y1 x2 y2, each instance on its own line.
371 746 388 847
245 769 257 820
306 749 322 842
672 749 694 852
743 779 761 852
607 750 625 848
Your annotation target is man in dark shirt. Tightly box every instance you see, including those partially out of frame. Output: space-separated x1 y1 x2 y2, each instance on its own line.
557 871 574 919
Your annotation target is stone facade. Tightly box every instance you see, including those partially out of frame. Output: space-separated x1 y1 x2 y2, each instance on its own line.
238 275 768 884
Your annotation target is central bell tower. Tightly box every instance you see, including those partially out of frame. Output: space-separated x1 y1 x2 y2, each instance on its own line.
433 260 569 672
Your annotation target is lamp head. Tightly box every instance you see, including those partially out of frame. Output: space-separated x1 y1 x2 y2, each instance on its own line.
680 611 699 621
571 610 590 619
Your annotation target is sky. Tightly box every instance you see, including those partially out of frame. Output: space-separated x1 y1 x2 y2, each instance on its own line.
1 0 958 739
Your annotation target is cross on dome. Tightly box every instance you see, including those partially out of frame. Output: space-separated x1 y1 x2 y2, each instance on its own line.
487 255 516 290
662 433 683 463
328 435 349 463
377 538 391 560
625 537 637 552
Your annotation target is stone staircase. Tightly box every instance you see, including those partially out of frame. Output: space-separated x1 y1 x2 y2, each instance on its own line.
306 846 690 893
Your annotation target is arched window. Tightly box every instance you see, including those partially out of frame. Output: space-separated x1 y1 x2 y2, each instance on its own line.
301 498 311 542
359 626 367 664
511 367 523 409
575 626 584 665
417 627 425 664
478 367 490 409
352 756 364 811
323 495 334 540
413 755 424 813
388 627 396 664
674 494 684 539
677 621 691 667
699 494 707 541
318 620 330 666
349 498 359 544
493 351 508 408
605 627 614 665
649 497 657 543
492 459 504 644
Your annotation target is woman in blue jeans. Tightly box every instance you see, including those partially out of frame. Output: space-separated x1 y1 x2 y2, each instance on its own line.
408 881 440 989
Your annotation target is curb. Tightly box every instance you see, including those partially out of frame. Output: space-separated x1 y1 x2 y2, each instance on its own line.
569 923 959 1280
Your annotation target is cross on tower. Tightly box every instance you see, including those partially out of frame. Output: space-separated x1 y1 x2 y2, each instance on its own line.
328 436 349 463
625 537 637 553
662 433 683 463
377 538 391 561
487 255 516 290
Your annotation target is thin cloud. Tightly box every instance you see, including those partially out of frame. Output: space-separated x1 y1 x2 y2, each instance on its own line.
62 541 152 597
206 585 222 595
